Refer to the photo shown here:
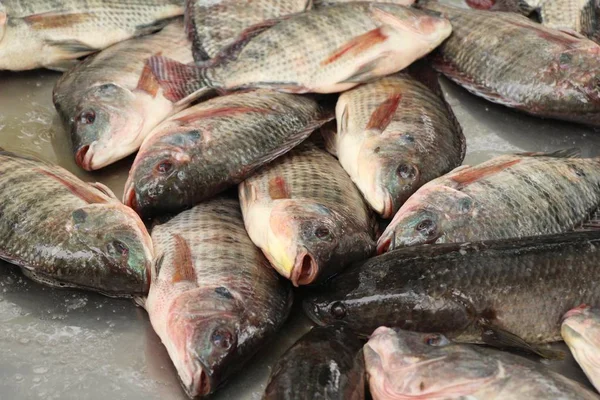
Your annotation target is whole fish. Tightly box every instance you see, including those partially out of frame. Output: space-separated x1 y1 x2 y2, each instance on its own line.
185 0 312 61
419 1 600 126
365 327 600 400
53 19 193 171
123 90 331 218
263 325 365 400
305 231 600 356
141 197 292 398
378 151 600 252
0 150 153 296
0 0 183 71
239 142 376 286
314 0 415 7
562 305 600 392
323 73 465 218
148 3 452 104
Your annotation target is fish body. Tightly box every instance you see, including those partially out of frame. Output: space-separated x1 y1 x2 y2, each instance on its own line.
263 325 365 400
325 73 465 218
53 19 193 171
0 0 183 71
239 142 375 286
421 1 600 126
0 150 153 296
143 197 292 398
365 327 600 400
124 90 330 218
562 305 600 392
186 0 312 61
314 0 415 7
305 230 600 344
149 3 452 103
378 151 600 252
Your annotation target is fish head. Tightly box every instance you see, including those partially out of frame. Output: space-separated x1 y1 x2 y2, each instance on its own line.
364 328 503 398
377 185 474 252
124 129 202 217
562 305 600 375
67 203 153 294
72 83 143 170
0 2 6 44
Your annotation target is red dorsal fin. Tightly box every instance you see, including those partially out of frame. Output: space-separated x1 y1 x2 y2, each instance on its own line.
136 55 162 97
366 93 402 132
321 27 388 66
171 234 196 283
24 12 93 30
450 159 521 187
268 177 291 200
38 169 109 204
174 106 271 125
147 56 210 104
465 0 495 9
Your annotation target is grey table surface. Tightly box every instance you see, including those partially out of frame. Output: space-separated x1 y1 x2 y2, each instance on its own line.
0 65 599 400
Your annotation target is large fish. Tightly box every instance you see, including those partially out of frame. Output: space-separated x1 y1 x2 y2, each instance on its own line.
323 73 465 218
365 327 600 400
263 325 365 400
53 19 193 171
123 90 330 218
0 150 153 296
239 141 376 286
0 0 183 71
378 151 600 252
562 305 600 392
185 0 312 61
141 198 292 398
305 231 600 357
148 3 452 104
419 1 600 126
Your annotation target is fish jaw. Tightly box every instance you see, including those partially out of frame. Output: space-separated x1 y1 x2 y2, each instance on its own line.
562 307 600 391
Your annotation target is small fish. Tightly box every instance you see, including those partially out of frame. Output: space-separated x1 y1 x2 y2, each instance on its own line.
141 197 292 398
378 150 600 252
239 141 376 286
324 73 465 218
562 305 600 392
124 90 331 218
263 325 365 400
0 0 183 71
148 3 452 104
0 150 153 296
53 19 193 171
365 327 600 400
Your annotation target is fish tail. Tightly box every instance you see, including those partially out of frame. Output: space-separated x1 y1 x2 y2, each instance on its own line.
147 56 213 106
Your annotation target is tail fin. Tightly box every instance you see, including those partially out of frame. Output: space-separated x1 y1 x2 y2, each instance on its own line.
147 56 214 105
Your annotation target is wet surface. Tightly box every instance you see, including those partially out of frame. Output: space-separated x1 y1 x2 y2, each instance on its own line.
0 68 598 399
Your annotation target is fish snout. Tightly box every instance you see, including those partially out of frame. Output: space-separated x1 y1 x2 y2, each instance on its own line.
182 367 211 399
123 184 139 213
291 251 319 287
562 304 590 322
75 144 94 171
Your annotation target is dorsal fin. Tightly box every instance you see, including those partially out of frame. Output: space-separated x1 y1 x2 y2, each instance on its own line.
450 158 521 188
516 148 580 158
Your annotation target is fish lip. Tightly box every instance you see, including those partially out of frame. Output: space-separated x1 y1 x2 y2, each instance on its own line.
290 251 319 287
123 182 139 212
180 364 212 398
75 144 94 171
302 298 328 327
562 304 590 322
381 191 395 219
376 233 393 255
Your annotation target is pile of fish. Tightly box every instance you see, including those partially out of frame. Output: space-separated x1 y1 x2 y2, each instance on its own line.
3 0 600 398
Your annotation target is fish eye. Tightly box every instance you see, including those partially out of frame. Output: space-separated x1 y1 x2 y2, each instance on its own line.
397 164 416 180
211 328 235 350
425 334 449 347
416 219 436 236
330 302 347 319
156 161 174 175
78 110 96 125
107 240 129 258
458 198 473 213
314 226 331 240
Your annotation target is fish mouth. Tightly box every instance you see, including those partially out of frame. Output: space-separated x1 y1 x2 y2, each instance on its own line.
381 191 395 219
75 144 94 171
290 251 319 287
123 183 139 212
377 233 394 255
181 366 212 398
562 304 590 322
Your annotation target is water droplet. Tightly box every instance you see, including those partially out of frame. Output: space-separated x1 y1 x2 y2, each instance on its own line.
33 366 48 374
19 338 30 344
33 376 41 383
14 374 24 382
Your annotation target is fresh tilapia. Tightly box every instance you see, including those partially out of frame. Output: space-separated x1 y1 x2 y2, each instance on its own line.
142 197 292 398
314 0 415 7
0 150 153 296
562 305 600 392
305 231 600 356
239 142 376 286
124 90 330 218
324 73 465 218
378 151 600 252
419 1 600 126
365 327 600 400
53 19 193 171
263 325 365 400
148 3 452 104
0 0 183 71
185 0 312 61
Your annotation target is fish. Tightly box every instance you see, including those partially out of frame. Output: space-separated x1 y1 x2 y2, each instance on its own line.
185 0 312 61
141 197 292 398
263 324 365 400
314 0 415 8
562 305 600 392
123 90 331 218
364 327 600 400
305 230 600 357
0 0 183 71
378 150 600 252
0 149 153 296
323 73 465 218
239 141 376 287
53 19 193 171
147 3 452 104
419 1 600 126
